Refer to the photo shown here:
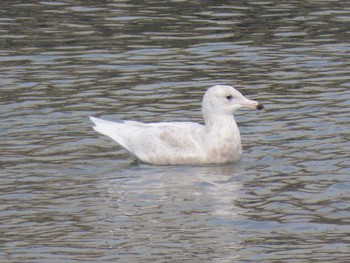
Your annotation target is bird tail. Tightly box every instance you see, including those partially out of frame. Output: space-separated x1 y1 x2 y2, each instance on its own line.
89 116 132 152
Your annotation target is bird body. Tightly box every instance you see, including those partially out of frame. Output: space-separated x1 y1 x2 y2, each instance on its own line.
90 85 263 165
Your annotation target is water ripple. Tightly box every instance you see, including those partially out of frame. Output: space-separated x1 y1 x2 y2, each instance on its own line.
1 0 350 262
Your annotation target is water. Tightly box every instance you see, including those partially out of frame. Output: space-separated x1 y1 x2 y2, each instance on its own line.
1 0 350 262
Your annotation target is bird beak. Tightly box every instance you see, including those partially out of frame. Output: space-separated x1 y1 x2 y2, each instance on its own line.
241 98 264 110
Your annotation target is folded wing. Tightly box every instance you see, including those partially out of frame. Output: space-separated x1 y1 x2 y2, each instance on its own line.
89 116 204 164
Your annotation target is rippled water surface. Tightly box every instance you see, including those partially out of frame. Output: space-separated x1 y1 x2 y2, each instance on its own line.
1 0 350 262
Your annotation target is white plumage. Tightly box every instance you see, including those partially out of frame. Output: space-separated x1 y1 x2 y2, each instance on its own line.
89 85 263 165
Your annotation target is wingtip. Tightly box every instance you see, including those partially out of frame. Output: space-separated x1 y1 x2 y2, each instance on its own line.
89 116 98 125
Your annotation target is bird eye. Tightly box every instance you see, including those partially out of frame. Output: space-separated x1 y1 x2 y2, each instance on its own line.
226 95 233 100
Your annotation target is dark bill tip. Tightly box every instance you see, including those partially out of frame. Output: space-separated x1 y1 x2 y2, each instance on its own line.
256 104 264 110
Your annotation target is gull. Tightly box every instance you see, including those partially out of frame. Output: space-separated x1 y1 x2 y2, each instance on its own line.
89 85 263 165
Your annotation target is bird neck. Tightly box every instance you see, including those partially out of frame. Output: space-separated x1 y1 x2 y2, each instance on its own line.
205 114 238 133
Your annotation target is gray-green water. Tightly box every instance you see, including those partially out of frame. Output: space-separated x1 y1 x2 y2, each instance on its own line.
1 0 350 262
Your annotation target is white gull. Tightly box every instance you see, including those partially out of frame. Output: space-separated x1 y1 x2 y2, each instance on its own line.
89 85 263 165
